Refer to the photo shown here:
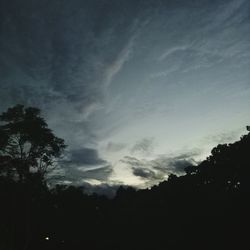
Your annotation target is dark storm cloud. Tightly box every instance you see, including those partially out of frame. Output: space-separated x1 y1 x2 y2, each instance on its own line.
53 147 113 183
132 167 158 179
69 148 107 166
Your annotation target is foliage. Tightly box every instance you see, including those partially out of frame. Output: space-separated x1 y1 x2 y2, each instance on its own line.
0 105 66 181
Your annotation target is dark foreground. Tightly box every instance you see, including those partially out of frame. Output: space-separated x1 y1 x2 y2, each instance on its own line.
1 132 250 250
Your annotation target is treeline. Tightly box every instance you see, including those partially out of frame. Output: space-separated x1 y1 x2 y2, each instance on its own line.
1 105 250 250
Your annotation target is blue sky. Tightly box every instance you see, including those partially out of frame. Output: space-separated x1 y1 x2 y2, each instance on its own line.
0 0 250 188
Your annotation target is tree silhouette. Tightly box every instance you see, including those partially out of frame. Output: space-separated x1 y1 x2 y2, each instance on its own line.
0 105 66 182
1 104 250 250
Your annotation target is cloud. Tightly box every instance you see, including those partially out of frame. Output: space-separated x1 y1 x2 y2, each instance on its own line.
0 1 144 181
130 137 154 156
68 148 107 166
211 0 247 27
132 167 159 180
158 46 189 62
120 156 144 168
121 151 199 186
49 162 112 185
0 1 152 190
103 33 136 88
106 142 127 153
202 128 244 146
120 156 164 186
152 154 198 174
48 147 113 184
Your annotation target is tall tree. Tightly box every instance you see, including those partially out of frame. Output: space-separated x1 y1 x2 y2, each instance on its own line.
0 104 66 181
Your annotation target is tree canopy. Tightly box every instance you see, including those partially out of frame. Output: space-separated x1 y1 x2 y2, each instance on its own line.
0 104 66 181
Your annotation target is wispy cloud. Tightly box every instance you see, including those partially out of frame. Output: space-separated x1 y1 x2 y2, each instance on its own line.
158 45 189 62
211 0 247 27
103 34 136 88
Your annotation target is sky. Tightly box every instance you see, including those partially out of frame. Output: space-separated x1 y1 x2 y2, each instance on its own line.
0 0 250 190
